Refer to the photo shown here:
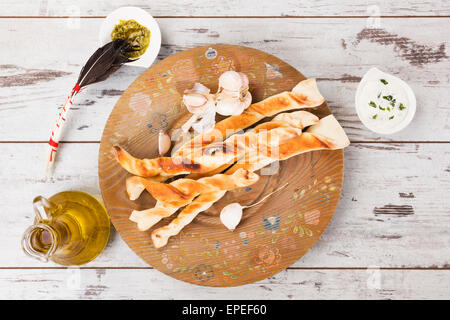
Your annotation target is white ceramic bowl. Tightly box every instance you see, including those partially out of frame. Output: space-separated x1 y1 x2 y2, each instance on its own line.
355 67 416 135
99 7 161 68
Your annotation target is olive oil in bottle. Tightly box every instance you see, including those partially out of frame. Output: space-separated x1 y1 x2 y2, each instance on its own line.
22 191 110 266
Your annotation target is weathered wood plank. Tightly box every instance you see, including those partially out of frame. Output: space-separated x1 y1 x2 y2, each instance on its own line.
1 0 450 17
1 18 449 142
0 268 448 299
2 143 449 268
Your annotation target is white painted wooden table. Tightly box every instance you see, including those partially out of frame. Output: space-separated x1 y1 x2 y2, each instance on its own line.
0 1 449 299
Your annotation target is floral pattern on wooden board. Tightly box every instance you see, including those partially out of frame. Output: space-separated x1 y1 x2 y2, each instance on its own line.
98 45 344 287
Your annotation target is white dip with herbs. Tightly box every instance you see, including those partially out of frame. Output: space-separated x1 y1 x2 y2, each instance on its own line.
355 68 416 134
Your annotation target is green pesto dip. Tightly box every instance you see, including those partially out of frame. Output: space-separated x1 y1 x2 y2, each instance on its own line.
111 19 151 59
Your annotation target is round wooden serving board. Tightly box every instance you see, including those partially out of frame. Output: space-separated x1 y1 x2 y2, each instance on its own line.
98 44 344 287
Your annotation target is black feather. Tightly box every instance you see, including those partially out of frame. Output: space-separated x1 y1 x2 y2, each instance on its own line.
76 39 137 88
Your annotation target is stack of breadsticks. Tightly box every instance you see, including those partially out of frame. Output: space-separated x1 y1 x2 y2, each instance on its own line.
113 78 350 248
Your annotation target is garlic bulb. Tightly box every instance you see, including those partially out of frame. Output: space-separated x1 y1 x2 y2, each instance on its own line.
182 72 252 132
158 131 171 156
220 202 243 231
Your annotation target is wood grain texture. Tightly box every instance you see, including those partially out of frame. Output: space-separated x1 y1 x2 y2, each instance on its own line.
0 268 448 299
1 6 449 298
0 18 448 142
2 143 448 268
98 44 344 286
1 0 449 17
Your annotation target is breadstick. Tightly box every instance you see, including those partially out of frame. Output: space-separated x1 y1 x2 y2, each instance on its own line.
126 168 259 204
129 169 259 231
130 111 324 234
130 203 178 232
227 115 350 173
175 79 324 155
113 79 325 177
183 111 319 179
126 111 319 200
151 191 226 248
150 114 350 248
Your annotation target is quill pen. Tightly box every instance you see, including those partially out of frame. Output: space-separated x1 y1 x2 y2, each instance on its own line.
45 39 136 174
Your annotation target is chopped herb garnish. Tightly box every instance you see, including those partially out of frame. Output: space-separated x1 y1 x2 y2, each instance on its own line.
372 114 378 119
382 95 393 101
377 92 381 99
379 106 385 111
369 101 377 108
389 115 395 120
399 103 406 110
380 79 388 85
388 107 392 112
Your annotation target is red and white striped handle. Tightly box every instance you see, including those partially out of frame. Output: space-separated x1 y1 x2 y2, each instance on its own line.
45 84 81 175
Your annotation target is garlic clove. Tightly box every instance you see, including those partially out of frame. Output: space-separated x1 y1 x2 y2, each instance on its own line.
158 131 171 156
215 97 232 116
216 97 244 116
219 71 243 92
235 101 247 115
191 82 210 94
192 106 216 133
181 114 199 133
192 119 215 133
241 91 252 109
220 203 243 231
183 92 208 108
237 72 249 89
231 104 245 116
216 89 240 100
184 92 216 115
